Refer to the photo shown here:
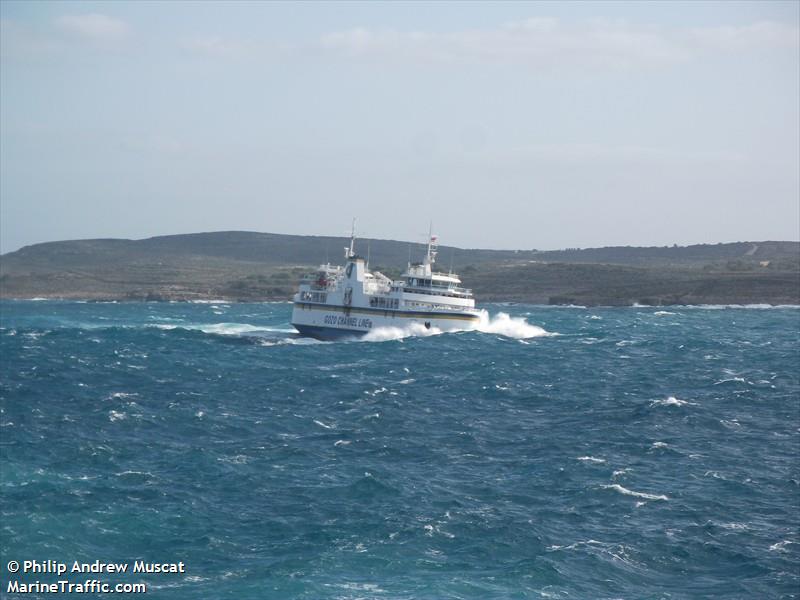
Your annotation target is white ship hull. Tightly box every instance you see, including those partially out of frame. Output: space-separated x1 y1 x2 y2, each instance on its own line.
292 302 479 340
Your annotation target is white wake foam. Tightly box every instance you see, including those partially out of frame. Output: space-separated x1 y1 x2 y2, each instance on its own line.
151 322 295 336
473 311 552 339
361 311 553 342
198 322 293 336
362 322 443 342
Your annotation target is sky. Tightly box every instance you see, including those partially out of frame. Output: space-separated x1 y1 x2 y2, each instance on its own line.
1 1 798 253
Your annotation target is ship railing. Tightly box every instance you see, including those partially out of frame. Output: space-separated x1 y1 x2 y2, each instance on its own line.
403 286 473 297
412 303 479 313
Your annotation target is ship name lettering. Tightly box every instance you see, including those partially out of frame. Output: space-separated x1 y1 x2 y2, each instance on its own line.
323 314 372 329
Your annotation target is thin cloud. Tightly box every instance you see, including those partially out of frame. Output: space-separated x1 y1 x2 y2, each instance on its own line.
55 13 129 43
686 21 800 51
318 18 800 68
180 35 255 59
0 19 61 59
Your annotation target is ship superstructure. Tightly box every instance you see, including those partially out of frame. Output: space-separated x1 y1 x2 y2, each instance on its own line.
291 223 480 339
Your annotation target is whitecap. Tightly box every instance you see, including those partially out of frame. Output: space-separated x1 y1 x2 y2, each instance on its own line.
650 396 694 407
314 419 334 429
108 410 127 422
546 539 637 565
423 523 454 539
654 310 677 316
714 377 747 385
548 539 603 551
115 470 153 478
602 483 668 501
577 456 606 464
769 540 794 552
364 387 388 396
720 522 749 531
217 455 249 464
333 582 386 593
107 392 138 400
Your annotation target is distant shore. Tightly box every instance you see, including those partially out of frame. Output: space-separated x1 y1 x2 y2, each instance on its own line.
3 296 799 309
2 232 798 307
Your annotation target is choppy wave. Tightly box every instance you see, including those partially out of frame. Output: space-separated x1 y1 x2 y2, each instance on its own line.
683 304 800 310
602 484 669 501
2 300 798 598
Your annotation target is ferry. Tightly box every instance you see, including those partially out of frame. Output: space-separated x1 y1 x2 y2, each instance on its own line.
291 223 480 340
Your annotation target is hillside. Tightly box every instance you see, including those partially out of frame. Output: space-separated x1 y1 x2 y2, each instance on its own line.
1 232 798 305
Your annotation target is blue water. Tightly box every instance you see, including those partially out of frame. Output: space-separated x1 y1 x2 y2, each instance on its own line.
1 301 798 599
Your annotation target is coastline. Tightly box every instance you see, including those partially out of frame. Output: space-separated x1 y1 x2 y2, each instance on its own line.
2 296 798 309
2 234 797 307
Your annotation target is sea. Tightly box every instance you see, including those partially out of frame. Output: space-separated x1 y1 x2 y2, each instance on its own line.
1 300 798 599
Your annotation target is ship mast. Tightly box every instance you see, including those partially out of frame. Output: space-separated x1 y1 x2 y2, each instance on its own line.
345 218 356 259
425 222 438 267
